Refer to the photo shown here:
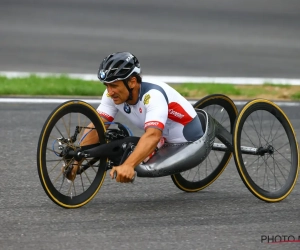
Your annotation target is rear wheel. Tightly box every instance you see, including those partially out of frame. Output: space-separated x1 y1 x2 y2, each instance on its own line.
171 94 238 191
233 99 299 202
37 100 107 208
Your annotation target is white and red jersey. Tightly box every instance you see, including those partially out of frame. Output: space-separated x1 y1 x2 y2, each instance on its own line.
97 80 203 143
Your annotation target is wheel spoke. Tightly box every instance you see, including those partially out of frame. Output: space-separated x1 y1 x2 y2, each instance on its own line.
241 129 257 148
55 125 65 139
46 159 63 162
273 147 292 164
52 170 64 186
266 115 276 143
46 147 60 155
80 174 85 192
82 170 93 185
62 116 71 139
49 158 64 173
271 157 287 183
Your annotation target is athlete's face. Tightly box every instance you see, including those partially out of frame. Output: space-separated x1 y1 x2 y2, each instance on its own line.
104 80 127 104
104 78 137 105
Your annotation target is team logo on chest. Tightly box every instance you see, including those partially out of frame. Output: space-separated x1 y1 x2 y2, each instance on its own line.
139 107 142 113
124 103 131 114
143 94 151 105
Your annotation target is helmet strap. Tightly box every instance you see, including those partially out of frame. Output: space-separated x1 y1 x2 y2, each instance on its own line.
123 79 133 102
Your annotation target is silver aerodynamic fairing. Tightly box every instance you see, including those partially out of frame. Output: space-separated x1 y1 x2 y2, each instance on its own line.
135 110 216 177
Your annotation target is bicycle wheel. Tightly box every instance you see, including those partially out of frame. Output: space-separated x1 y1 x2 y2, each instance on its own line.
171 94 238 192
37 100 107 208
233 99 299 202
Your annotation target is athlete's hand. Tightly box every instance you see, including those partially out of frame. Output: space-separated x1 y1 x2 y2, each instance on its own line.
110 164 135 183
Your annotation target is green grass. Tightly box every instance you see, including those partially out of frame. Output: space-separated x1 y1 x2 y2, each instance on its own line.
291 92 300 100
263 82 291 88
0 75 106 96
0 75 299 100
170 83 242 97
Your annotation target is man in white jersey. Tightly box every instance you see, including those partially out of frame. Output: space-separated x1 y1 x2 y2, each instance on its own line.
67 52 203 183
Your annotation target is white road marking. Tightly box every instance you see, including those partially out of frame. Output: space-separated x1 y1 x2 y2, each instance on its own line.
1 71 300 85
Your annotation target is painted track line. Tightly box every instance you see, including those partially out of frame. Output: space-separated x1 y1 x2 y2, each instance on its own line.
1 71 300 85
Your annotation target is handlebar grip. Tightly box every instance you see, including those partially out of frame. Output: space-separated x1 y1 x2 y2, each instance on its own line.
113 171 137 183
132 171 137 183
113 170 117 179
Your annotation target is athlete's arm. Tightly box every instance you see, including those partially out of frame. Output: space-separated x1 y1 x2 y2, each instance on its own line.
124 127 162 166
109 127 162 183
79 118 109 146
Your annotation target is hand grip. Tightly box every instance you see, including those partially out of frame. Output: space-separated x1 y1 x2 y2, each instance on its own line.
113 171 137 183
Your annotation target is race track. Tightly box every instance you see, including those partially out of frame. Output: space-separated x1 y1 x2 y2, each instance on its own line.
1 0 300 78
0 102 299 250
1 0 300 249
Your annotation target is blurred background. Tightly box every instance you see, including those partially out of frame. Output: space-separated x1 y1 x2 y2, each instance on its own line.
0 0 300 78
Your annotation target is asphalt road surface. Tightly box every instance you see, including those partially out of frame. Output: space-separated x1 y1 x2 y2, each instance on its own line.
0 102 299 250
1 0 300 78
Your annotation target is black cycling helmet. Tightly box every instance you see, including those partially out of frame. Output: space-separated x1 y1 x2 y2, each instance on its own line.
98 52 141 101
98 52 141 84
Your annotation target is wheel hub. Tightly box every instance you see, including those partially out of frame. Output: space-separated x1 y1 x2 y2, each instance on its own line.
257 145 274 156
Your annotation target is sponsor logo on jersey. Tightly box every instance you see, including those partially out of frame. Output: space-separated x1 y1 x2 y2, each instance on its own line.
97 111 114 122
145 121 164 130
169 109 184 119
145 121 159 126
168 102 193 125
123 103 131 114
143 94 151 105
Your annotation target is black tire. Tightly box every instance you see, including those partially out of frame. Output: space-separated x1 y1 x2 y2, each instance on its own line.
171 94 238 192
37 100 107 208
233 99 299 202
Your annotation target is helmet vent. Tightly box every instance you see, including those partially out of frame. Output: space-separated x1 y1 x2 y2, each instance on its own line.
98 52 140 83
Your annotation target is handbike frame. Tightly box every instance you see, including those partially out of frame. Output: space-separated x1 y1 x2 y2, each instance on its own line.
63 110 273 178
212 119 273 156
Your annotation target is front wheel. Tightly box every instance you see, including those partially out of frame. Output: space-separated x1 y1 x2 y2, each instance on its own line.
37 100 107 208
233 99 299 202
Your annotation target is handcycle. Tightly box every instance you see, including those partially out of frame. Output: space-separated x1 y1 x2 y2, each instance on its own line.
37 94 299 208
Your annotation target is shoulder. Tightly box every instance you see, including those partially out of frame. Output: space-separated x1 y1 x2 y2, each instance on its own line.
140 78 170 91
139 80 171 104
